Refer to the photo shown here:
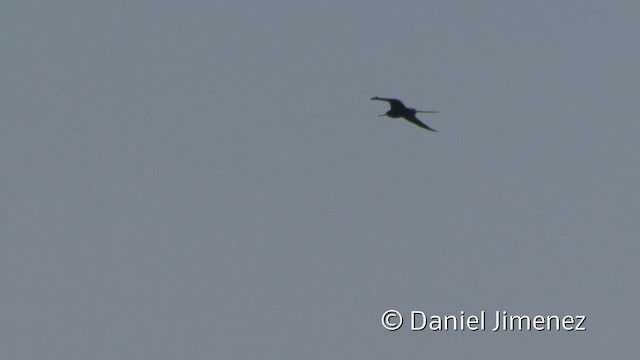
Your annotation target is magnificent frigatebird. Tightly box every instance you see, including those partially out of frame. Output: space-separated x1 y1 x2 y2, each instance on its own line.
370 96 439 132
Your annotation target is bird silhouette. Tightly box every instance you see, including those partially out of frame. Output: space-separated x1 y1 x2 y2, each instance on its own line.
370 96 440 132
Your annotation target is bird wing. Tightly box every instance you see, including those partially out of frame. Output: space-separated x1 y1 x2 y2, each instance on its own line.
371 97 406 111
403 114 438 132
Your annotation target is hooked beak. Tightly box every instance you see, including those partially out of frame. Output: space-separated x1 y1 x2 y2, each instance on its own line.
378 114 386 117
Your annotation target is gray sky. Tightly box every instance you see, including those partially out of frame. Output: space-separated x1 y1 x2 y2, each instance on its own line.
2 1 639 358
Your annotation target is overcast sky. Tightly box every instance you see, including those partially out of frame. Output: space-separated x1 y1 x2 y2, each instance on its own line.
2 1 639 358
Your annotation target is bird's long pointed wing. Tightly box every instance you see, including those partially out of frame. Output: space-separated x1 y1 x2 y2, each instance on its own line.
415 110 440 113
403 114 438 132
370 97 406 111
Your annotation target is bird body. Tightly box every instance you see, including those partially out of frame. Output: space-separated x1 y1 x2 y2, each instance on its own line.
370 96 439 132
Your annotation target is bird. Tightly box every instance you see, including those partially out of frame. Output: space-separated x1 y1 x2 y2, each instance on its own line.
370 96 440 132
